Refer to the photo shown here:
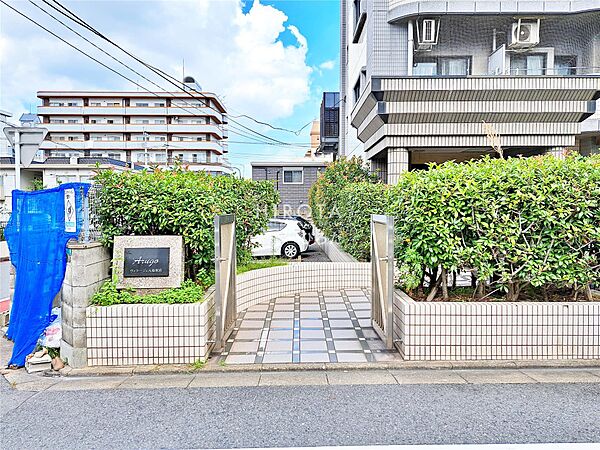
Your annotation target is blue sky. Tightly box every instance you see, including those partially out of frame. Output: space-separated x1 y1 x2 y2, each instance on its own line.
0 0 341 176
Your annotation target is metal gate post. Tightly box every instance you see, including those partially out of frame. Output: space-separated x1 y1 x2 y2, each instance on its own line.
214 214 236 351
370 214 395 349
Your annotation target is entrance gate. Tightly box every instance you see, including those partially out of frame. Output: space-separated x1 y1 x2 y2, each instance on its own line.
214 214 237 351
370 214 395 349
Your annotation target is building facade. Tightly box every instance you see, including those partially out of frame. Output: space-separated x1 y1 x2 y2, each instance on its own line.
251 161 328 216
0 110 12 158
318 92 340 157
37 78 232 175
340 0 600 183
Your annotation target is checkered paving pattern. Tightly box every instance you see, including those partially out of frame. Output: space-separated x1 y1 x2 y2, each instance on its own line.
221 289 401 364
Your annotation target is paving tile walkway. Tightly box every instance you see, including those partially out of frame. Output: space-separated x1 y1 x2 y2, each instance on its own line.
221 289 401 365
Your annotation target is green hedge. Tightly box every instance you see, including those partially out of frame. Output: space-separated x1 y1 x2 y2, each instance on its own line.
309 157 379 244
335 182 388 260
313 155 600 301
94 169 279 281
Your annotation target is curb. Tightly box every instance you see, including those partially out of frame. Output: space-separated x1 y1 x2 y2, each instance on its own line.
60 358 600 378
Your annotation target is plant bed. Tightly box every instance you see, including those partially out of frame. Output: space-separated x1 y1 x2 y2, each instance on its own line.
408 285 600 303
394 289 600 361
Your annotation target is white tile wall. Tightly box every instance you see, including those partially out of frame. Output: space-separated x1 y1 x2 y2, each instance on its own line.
86 292 215 366
395 293 600 361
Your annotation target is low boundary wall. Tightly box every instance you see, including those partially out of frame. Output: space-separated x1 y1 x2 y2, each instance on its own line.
314 229 359 263
86 289 215 366
394 291 600 361
236 262 370 313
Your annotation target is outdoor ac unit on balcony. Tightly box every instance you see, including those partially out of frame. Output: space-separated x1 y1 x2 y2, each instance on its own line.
416 19 439 51
509 19 540 49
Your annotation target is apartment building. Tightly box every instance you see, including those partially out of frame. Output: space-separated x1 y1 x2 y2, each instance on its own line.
340 0 600 183
37 77 232 175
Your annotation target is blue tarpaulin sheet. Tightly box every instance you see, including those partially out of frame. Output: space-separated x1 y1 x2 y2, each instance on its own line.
5 183 90 367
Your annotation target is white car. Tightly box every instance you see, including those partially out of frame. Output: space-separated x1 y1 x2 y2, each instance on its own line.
251 219 309 259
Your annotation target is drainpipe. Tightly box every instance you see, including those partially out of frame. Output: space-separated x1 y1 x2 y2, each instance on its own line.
407 20 414 76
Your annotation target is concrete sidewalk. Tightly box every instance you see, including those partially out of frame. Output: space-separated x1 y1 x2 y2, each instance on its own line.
4 367 600 392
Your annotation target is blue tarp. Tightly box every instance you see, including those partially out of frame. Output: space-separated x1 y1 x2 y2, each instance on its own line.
5 183 90 367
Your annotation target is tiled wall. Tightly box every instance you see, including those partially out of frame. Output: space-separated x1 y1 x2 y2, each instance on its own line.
236 262 370 313
314 229 360 263
395 292 600 360
86 289 215 366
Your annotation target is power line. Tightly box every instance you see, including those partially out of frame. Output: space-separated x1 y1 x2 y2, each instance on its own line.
43 0 296 146
4 0 310 151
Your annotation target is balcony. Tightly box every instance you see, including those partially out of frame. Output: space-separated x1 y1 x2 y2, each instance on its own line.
37 105 225 121
388 0 600 22
351 74 600 155
39 139 225 154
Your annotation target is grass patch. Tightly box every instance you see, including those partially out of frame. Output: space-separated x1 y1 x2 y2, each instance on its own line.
91 280 207 306
190 359 206 370
237 258 288 274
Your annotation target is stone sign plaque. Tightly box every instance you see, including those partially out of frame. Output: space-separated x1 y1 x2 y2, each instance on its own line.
114 235 184 291
123 247 170 278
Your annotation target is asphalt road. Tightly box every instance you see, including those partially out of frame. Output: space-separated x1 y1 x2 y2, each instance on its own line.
2 378 600 449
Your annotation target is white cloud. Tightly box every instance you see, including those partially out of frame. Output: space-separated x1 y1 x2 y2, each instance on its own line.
319 60 335 70
0 0 312 121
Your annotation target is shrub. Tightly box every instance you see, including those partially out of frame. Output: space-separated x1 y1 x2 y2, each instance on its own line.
388 155 600 301
313 153 600 301
309 157 379 242
93 168 279 281
91 279 208 306
335 182 388 260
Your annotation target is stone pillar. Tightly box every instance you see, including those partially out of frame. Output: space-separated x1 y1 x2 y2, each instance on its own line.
60 241 110 368
387 148 409 185
547 147 567 160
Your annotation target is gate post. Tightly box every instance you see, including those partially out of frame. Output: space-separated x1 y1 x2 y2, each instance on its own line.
214 214 237 351
370 214 395 349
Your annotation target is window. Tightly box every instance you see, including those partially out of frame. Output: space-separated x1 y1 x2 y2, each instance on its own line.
91 152 103 157
353 78 361 104
267 221 286 232
108 153 121 160
353 0 361 27
510 54 546 75
154 153 166 162
135 102 149 107
156 136 166 142
50 102 65 107
67 102 78 107
90 102 101 106
90 119 97 124
154 119 166 124
50 119 65 124
109 102 121 106
414 56 471 76
67 119 78 124
68 136 75 141
154 102 165 107
106 119 114 124
283 168 303 184
107 136 120 141
555 56 577 75
136 153 147 162
135 119 150 124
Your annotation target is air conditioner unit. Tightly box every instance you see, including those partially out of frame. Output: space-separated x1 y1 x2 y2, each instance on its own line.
416 18 439 51
509 19 540 49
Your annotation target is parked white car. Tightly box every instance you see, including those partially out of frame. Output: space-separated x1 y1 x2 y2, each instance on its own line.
251 219 309 259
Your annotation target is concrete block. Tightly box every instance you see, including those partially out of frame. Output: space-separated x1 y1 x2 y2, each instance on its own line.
62 323 73 346
60 340 87 368
68 242 110 267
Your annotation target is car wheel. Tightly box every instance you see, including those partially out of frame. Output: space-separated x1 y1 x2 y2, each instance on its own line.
281 242 300 259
